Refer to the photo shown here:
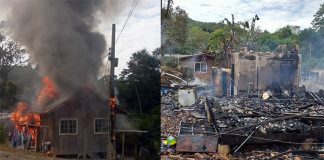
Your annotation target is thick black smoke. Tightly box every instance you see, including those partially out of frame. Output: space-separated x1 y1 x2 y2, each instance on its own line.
5 0 123 109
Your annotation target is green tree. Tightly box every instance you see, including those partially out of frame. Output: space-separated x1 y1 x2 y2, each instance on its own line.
117 49 160 158
312 3 324 31
208 28 227 53
208 28 228 66
0 81 17 111
119 49 160 112
188 26 210 52
207 14 247 67
0 33 26 83
223 14 245 52
161 0 173 19
274 26 299 46
168 7 189 45
188 18 225 33
255 30 279 51
162 6 189 55
0 33 26 111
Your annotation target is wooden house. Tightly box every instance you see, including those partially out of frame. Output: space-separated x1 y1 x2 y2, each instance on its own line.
36 91 126 158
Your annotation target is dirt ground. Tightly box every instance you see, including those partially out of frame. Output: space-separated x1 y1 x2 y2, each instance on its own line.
0 143 59 160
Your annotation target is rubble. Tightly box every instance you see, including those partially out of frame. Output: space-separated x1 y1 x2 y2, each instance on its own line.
161 84 324 159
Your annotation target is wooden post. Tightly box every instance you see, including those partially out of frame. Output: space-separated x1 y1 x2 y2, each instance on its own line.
230 64 234 96
121 133 125 160
135 137 138 160
211 67 216 96
107 23 116 160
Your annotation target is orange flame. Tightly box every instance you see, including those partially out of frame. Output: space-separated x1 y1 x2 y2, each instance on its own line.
10 102 41 145
37 76 58 105
10 102 41 127
109 96 116 108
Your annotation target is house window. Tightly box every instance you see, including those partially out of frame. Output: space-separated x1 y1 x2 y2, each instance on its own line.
94 118 108 134
59 118 78 135
194 62 207 72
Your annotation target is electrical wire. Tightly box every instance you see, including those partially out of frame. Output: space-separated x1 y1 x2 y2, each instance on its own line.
116 0 139 44
99 0 139 61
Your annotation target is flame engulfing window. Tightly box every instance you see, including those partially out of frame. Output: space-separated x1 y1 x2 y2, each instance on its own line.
94 118 108 134
59 119 78 135
194 62 207 72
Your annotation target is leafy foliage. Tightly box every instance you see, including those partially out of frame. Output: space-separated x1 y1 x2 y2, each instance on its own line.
119 49 160 112
117 49 160 157
208 28 227 55
133 106 160 159
188 26 210 52
0 33 27 111
161 56 178 68
161 0 173 20
0 81 17 111
0 33 27 82
312 3 324 31
164 7 189 46
162 5 190 56
188 18 224 33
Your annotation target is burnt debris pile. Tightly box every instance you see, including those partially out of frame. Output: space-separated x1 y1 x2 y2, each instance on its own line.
161 84 324 159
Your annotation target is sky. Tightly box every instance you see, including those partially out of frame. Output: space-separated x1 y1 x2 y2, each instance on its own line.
172 0 323 32
94 0 160 115
98 0 160 76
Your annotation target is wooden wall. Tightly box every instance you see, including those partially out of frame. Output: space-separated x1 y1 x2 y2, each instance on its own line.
39 93 109 156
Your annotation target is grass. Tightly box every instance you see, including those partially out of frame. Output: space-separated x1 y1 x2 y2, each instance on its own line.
0 141 52 160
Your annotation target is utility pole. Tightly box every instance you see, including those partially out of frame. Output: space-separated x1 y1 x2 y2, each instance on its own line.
108 24 117 160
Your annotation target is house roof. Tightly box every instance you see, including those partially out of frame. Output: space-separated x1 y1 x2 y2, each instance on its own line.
41 91 128 115
179 53 215 60
164 54 192 58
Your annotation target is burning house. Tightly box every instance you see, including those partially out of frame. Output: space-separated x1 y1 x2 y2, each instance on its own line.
9 80 130 158
39 92 109 156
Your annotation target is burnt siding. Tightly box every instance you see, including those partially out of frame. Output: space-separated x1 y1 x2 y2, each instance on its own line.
41 94 109 155
38 113 54 152
233 53 299 92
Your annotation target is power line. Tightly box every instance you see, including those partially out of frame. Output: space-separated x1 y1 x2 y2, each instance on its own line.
99 0 139 61
116 0 139 44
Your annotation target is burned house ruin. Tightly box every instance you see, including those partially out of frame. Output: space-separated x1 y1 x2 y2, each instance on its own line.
232 47 301 95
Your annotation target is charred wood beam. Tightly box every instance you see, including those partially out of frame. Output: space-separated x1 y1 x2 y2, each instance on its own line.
205 99 212 123
302 117 324 121
206 98 218 133
219 113 308 135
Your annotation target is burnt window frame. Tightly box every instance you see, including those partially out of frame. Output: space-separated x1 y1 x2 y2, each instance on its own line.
94 118 109 134
194 62 207 73
59 118 78 135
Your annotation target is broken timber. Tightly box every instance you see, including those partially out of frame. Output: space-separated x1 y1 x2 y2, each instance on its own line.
219 113 308 135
